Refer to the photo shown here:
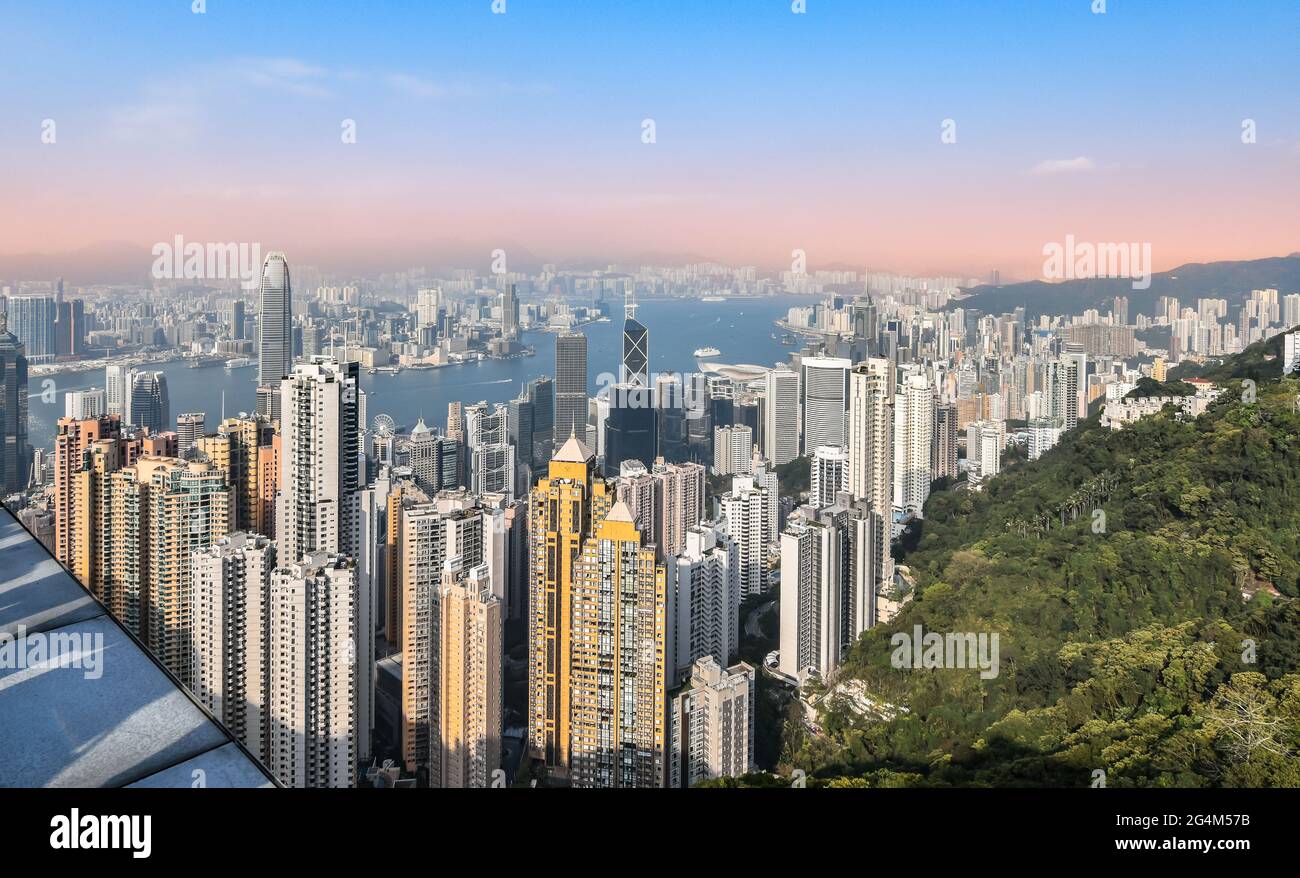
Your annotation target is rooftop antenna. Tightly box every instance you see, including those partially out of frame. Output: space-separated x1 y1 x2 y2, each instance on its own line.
625 287 637 321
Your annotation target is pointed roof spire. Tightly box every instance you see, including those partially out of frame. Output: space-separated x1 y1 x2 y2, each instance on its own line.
554 427 594 463
605 499 635 524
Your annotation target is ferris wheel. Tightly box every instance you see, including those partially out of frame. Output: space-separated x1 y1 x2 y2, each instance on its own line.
372 414 396 436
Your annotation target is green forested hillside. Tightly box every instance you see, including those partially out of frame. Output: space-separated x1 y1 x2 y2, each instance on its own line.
763 369 1300 788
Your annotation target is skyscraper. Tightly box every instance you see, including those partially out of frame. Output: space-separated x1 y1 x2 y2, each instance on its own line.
191 532 276 761
669 657 754 788
257 251 293 391
278 357 361 563
670 525 741 683
801 357 851 455
554 332 588 448
811 444 848 507
526 376 554 470
527 432 612 774
846 359 891 514
0 313 31 493
127 371 169 434
762 364 800 465
7 295 56 363
104 364 131 417
266 552 357 788
621 294 649 387
931 401 958 482
64 389 105 421
892 370 934 520
500 284 519 340
779 494 881 680
175 412 206 459
718 474 773 599
568 500 667 788
438 560 503 789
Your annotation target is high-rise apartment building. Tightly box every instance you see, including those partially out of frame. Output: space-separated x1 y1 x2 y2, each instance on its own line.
810 444 847 507
278 357 361 564
191 533 275 761
527 432 613 774
670 525 740 684
718 474 774 598
175 411 206 459
846 359 892 514
568 501 668 788
668 657 754 788
195 415 279 537
892 370 934 520
712 424 752 476
438 561 503 789
779 494 881 680
931 401 959 482
266 552 357 788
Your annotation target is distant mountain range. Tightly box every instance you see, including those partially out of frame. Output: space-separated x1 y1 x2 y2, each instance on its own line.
955 253 1300 320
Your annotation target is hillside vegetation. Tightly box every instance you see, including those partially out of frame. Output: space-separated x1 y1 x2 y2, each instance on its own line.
759 367 1300 787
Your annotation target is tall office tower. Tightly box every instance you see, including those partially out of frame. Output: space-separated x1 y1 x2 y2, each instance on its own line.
175 412 206 459
718 474 773 598
64 388 105 420
104 364 131 417
852 296 879 349
466 402 515 496
526 376 554 470
508 393 535 488
810 445 848 507
846 358 892 512
762 364 800 465
604 382 657 477
499 284 519 340
230 298 245 339
801 357 851 455
278 358 361 564
408 418 460 493
397 492 488 775
7 295 56 362
266 552 357 788
1046 357 1080 432
191 533 275 761
257 252 293 388
668 657 754 788
1064 342 1089 420
670 525 740 684
553 332 588 448
444 400 464 445
966 420 1006 485
931 402 958 482
892 371 934 520
438 561 503 789
654 372 690 463
621 294 649 386
0 314 30 493
568 501 668 788
712 424 752 476
778 494 880 681
195 415 278 536
527 432 613 774
53 297 85 357
127 371 169 433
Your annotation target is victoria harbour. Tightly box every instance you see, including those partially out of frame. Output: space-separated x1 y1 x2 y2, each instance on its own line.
27 295 801 447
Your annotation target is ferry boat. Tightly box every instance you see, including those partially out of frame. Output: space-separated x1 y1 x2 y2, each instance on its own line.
701 295 726 302
694 346 721 358
224 357 254 371
186 355 223 369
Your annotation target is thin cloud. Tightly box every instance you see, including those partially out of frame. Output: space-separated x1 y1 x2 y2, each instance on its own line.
1027 156 1095 176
